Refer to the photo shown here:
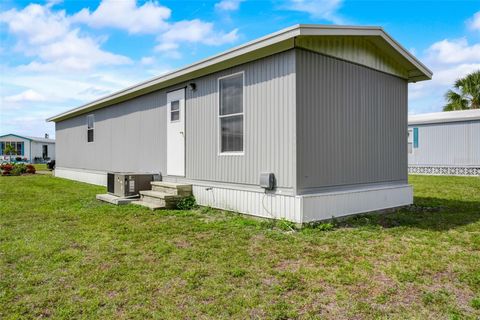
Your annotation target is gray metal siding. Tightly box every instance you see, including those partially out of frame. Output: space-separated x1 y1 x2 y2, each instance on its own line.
186 50 296 188
55 50 296 189
296 36 409 79
56 90 167 173
296 49 408 192
408 121 480 166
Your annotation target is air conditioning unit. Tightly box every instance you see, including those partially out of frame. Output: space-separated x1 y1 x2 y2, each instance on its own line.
107 172 160 197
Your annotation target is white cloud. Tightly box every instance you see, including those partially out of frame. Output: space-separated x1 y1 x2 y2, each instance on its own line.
4 89 46 102
467 11 480 31
284 0 344 24
70 1 239 57
0 4 69 45
140 56 155 65
0 3 131 72
215 0 244 11
0 1 239 136
155 19 238 55
409 36 480 113
72 0 171 34
426 38 480 64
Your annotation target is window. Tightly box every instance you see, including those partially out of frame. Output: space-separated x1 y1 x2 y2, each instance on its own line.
407 129 413 154
219 73 244 153
413 127 419 148
170 100 180 121
0 141 24 155
87 114 94 142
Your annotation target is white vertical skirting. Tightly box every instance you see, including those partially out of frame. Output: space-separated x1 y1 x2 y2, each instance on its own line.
192 185 302 223
301 184 413 222
53 167 413 223
55 167 107 186
194 184 413 223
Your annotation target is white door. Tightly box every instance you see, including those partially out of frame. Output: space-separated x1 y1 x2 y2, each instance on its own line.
167 88 185 176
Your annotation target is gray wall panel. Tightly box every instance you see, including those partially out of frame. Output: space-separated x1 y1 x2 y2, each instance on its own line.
185 50 296 188
296 49 408 192
56 90 167 173
408 121 480 166
56 50 296 188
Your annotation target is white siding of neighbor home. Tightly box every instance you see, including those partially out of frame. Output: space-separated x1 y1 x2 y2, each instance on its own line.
0 135 31 160
31 141 56 161
408 120 480 167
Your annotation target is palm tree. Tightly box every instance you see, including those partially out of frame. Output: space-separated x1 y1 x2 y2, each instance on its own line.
4 144 16 163
443 70 480 111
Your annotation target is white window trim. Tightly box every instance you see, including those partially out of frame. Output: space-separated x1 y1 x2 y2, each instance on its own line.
217 71 245 156
87 114 95 143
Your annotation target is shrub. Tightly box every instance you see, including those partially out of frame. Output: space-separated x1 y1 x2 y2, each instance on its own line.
15 156 22 161
26 164 36 174
11 163 27 176
1 163 13 175
176 196 197 210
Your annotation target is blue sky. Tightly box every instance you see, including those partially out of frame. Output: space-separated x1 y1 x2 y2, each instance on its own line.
1 0 479 137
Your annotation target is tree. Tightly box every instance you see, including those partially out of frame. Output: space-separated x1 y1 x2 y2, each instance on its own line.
443 70 480 111
4 144 16 162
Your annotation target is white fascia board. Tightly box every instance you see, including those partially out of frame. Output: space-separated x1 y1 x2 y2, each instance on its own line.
409 109 480 125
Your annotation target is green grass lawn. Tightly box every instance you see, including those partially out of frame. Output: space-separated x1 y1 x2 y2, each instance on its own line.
1 175 479 319
32 163 48 171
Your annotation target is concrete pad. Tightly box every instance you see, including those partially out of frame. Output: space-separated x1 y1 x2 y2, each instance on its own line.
96 194 138 205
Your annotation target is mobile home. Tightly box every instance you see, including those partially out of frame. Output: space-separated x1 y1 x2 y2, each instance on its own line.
408 109 480 176
47 24 432 223
0 134 55 163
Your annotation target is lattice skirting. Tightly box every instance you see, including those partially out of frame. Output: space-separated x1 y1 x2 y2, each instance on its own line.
409 166 480 176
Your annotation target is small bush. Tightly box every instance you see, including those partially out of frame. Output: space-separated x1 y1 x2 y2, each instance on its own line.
176 196 197 210
1 163 14 175
11 163 27 176
26 164 36 174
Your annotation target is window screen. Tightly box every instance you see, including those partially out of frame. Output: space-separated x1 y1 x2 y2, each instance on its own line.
219 73 243 153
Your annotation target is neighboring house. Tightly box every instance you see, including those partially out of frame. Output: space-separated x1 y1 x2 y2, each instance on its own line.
408 109 480 176
0 134 56 163
47 24 432 223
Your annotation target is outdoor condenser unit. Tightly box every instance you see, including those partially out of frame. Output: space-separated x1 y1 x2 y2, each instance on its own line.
107 172 159 197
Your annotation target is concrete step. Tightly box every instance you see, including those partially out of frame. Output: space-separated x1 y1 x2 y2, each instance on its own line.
131 200 164 210
150 181 192 196
139 190 180 209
